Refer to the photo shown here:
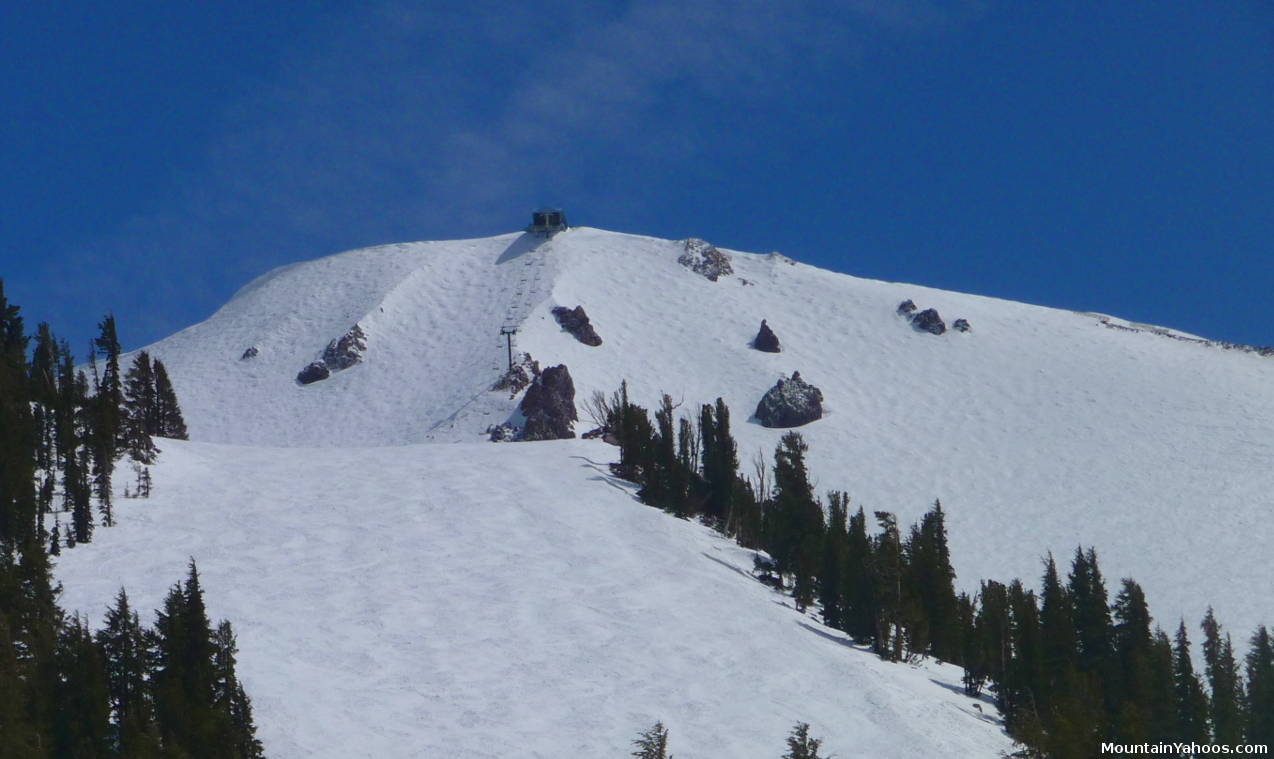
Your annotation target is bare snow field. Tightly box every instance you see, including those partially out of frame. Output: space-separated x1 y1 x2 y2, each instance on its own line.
55 440 1011 758
53 226 1274 756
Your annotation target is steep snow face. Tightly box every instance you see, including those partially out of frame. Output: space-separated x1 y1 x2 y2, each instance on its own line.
55 440 1013 759
143 227 1274 645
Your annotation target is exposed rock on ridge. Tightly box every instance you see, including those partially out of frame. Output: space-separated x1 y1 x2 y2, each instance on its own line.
755 372 824 428
678 238 733 281
520 364 577 441
551 306 603 346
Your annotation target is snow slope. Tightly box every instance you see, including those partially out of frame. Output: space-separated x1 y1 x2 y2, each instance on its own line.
55 440 1012 758
141 227 1274 648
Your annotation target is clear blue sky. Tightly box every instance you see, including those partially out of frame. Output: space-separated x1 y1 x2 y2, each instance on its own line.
4 1 1272 353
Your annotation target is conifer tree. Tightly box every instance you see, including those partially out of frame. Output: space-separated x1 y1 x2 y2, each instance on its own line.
817 492 849 630
699 399 740 530
152 358 188 439
1068 547 1112 678
871 510 905 660
1111 579 1154 741
212 620 265 759
906 500 959 662
966 580 1010 698
764 433 823 610
122 351 159 463
841 506 875 644
0 610 44 758
52 615 112 757
631 721 671 759
1004 579 1043 732
54 343 93 545
1173 620 1210 742
1146 628 1182 739
0 283 37 550
98 588 162 756
1200 608 1244 743
781 722 824 759
1038 554 1075 683
1246 626 1274 744
153 561 220 757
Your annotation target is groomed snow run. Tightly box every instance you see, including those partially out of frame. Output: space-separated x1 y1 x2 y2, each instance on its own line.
55 440 1013 758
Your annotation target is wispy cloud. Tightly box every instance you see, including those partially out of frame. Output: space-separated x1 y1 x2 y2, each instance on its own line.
38 0 990 348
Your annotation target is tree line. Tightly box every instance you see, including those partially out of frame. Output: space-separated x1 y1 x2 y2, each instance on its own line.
1 280 263 757
597 382 1274 757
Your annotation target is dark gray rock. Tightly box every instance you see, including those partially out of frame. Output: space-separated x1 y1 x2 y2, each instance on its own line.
953 318 971 333
488 423 518 442
752 319 781 353
897 299 917 316
491 352 540 397
296 362 330 385
323 324 367 371
677 238 733 281
551 306 603 347
912 308 946 335
241 346 259 360
755 371 824 428
520 364 577 441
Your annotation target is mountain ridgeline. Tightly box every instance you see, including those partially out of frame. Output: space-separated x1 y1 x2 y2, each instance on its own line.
13 224 1274 757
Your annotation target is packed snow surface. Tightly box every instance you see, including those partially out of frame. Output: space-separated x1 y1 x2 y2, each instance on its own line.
61 226 1274 755
56 440 1011 758
142 227 1274 644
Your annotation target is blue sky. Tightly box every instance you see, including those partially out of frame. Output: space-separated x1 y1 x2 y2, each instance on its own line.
4 1 1272 353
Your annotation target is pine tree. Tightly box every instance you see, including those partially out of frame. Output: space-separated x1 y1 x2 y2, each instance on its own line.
781 722 824 759
1110 579 1154 741
152 358 188 440
699 399 740 530
212 620 265 759
631 721 671 759
1246 626 1274 744
98 588 162 756
841 506 875 644
817 492 849 630
1200 608 1244 743
1068 547 1112 678
51 615 112 758
906 500 959 662
0 610 44 758
153 561 219 757
1146 628 1182 739
1004 579 1043 733
966 580 1010 699
871 510 905 661
764 432 823 610
122 351 159 463
1173 620 1210 742
0 282 37 550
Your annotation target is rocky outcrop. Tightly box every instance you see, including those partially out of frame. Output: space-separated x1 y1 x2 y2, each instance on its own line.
755 372 824 428
241 346 259 360
295 324 367 384
953 318 971 333
912 308 946 335
520 364 577 441
487 423 518 442
897 300 917 316
296 362 330 385
551 306 603 347
752 319 781 353
491 352 540 397
678 238 733 281
323 324 367 371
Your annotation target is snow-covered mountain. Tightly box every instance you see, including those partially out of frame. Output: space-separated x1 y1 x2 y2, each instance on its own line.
54 226 1274 757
